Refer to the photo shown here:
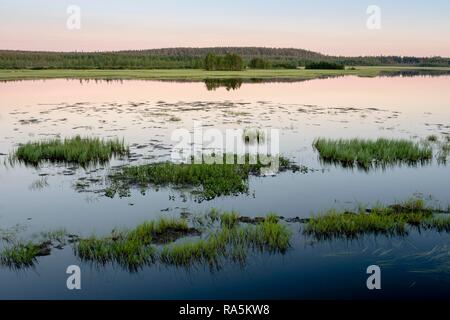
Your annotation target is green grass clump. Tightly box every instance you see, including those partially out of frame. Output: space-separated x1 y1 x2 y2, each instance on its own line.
13 136 129 166
303 198 442 240
313 138 432 169
75 217 193 270
160 213 290 267
220 211 240 229
106 154 296 200
0 242 41 268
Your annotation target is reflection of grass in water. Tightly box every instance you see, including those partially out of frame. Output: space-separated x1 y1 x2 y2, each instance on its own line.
313 138 432 170
304 198 450 240
11 136 129 167
29 177 49 191
105 154 298 201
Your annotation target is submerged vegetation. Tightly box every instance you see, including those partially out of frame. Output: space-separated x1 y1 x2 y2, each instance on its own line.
304 198 450 240
12 136 129 166
313 138 432 169
105 154 299 201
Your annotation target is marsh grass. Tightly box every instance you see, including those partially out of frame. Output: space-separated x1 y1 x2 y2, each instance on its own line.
0 242 41 268
313 138 432 170
160 212 290 268
12 136 129 167
437 142 450 163
303 198 450 240
75 217 196 270
105 154 297 200
219 211 240 229
75 213 291 270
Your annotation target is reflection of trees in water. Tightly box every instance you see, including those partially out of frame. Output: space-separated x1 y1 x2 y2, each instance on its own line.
204 78 243 91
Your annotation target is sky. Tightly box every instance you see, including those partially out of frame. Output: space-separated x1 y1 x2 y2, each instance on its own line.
0 0 449 56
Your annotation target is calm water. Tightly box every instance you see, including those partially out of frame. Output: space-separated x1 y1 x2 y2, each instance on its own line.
0 75 449 299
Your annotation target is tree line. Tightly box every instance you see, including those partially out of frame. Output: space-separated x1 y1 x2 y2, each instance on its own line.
0 47 448 69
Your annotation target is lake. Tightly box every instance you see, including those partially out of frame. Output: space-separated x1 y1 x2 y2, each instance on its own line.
0 75 449 299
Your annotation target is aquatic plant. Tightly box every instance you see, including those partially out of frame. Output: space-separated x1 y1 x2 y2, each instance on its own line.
0 242 47 268
303 198 446 240
219 211 240 229
12 136 129 167
437 142 450 163
313 138 432 170
75 213 291 270
75 217 196 270
105 154 298 201
160 213 291 267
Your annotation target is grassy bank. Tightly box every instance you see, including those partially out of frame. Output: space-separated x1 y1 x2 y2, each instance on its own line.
1 66 449 81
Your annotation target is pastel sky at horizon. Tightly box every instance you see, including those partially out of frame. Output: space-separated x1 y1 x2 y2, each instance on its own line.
1 0 449 56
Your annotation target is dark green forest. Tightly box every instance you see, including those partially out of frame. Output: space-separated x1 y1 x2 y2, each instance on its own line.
0 47 448 69
204 53 244 71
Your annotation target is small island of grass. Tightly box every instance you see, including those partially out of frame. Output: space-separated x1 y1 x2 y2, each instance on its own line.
12 136 129 167
313 138 432 169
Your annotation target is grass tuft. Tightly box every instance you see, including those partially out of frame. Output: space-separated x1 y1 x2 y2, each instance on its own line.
160 213 290 267
303 198 447 240
12 136 129 167
105 154 297 200
75 217 194 270
0 242 41 268
313 138 432 170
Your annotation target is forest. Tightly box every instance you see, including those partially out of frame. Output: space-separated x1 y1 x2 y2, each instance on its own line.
0 47 448 69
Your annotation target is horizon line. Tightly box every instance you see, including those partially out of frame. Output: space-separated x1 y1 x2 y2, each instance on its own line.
0 46 448 59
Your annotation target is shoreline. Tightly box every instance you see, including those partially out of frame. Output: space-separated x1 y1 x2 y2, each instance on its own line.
1 66 449 81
